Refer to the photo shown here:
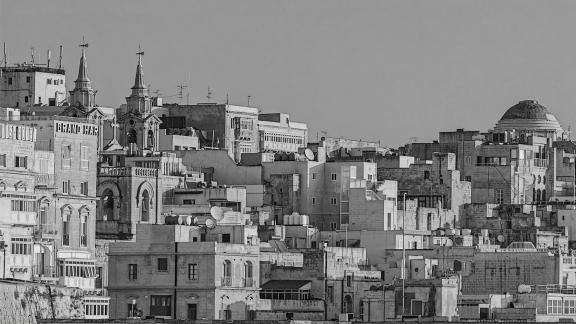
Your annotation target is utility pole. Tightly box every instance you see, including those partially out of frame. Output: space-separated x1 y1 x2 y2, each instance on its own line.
402 193 406 320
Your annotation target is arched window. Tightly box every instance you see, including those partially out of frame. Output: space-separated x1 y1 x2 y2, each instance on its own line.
222 260 232 286
127 129 137 144
80 208 89 247
62 207 71 246
343 295 353 313
141 190 150 222
542 190 547 202
536 189 541 202
101 189 114 221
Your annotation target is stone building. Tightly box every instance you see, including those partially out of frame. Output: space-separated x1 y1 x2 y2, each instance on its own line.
0 65 66 107
257 113 308 154
157 103 259 161
108 224 261 320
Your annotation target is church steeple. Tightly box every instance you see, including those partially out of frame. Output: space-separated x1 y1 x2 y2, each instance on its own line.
126 46 151 114
69 38 96 108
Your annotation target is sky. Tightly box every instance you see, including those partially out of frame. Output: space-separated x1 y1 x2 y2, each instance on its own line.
2 0 576 147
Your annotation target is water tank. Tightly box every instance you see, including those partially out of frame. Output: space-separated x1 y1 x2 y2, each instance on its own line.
454 229 461 236
293 213 301 225
205 218 216 229
178 216 186 225
283 215 290 225
287 215 294 225
301 215 309 226
185 216 193 226
462 229 471 235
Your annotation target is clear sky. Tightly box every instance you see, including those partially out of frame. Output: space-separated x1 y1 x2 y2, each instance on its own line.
2 0 576 147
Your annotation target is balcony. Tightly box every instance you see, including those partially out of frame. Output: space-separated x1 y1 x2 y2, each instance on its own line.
221 276 232 287
243 277 254 287
35 174 55 187
34 224 58 239
32 265 57 279
98 167 158 178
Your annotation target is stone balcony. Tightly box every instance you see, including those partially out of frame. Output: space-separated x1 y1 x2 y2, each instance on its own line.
98 166 158 178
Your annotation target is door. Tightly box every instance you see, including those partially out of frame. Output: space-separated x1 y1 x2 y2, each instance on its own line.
187 304 197 320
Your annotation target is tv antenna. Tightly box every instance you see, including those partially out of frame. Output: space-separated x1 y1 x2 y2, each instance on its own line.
247 95 252 107
58 45 63 69
207 86 213 102
2 42 7 67
30 47 35 66
177 84 188 104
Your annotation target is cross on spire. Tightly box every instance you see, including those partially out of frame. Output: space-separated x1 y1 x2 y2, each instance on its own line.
137 45 144 65
79 36 88 55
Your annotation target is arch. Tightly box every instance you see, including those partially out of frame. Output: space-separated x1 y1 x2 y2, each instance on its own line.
244 261 253 279
127 129 137 144
97 181 121 221
343 295 353 313
101 189 115 221
0 180 6 191
14 180 27 191
135 181 154 207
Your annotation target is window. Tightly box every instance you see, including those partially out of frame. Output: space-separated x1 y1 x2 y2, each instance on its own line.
565 299 576 315
15 156 27 168
244 261 253 287
11 200 35 212
346 275 352 287
128 303 138 317
330 197 337 205
47 78 52 85
62 180 70 194
62 208 70 246
188 264 198 280
495 189 504 204
427 213 432 230
62 145 72 168
24 96 28 103
331 173 337 181
101 189 114 220
128 264 138 280
7 77 12 85
11 237 31 255
141 190 150 222
150 295 171 317
221 233 230 243
183 199 195 205
312 197 317 205
548 298 562 314
424 170 430 179
80 212 88 247
25 76 31 83
312 173 317 180
80 146 89 169
327 286 334 303
387 213 392 229
330 222 337 231
222 260 232 286
40 206 47 226
157 258 168 272
0 154 5 167
465 156 472 165
81 182 89 196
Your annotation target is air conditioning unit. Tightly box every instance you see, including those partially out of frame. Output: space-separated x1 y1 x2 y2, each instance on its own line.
339 313 354 321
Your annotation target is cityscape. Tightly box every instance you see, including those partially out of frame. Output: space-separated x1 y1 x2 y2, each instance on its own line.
3 1 576 323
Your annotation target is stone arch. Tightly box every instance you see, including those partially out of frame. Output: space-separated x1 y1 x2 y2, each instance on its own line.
135 181 154 207
97 181 122 221
0 180 7 191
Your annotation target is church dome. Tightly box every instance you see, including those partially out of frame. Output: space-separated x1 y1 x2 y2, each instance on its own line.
494 100 563 138
500 100 554 121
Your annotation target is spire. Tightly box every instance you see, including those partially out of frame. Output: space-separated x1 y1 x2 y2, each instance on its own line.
69 37 96 108
76 37 90 83
132 46 146 90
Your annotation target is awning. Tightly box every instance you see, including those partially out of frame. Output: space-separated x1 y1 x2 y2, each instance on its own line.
261 280 311 290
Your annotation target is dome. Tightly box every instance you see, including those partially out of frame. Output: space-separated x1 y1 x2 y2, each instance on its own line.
500 100 554 121
494 100 563 138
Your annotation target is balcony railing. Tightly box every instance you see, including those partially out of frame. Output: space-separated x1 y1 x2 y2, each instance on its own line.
35 174 55 187
243 277 254 287
98 167 158 177
221 277 232 287
32 265 57 278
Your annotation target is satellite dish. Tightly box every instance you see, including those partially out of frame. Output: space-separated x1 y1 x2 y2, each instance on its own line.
497 235 505 243
192 217 198 225
205 218 216 229
304 148 314 161
210 206 225 221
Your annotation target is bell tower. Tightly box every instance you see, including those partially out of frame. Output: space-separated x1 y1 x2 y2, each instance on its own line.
118 47 161 152
69 38 96 108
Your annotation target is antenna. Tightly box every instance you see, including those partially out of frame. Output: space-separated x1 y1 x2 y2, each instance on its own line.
30 47 35 66
58 45 63 69
247 95 252 107
207 86 213 102
2 42 7 67
47 49 51 68
176 84 188 104
226 93 229 104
